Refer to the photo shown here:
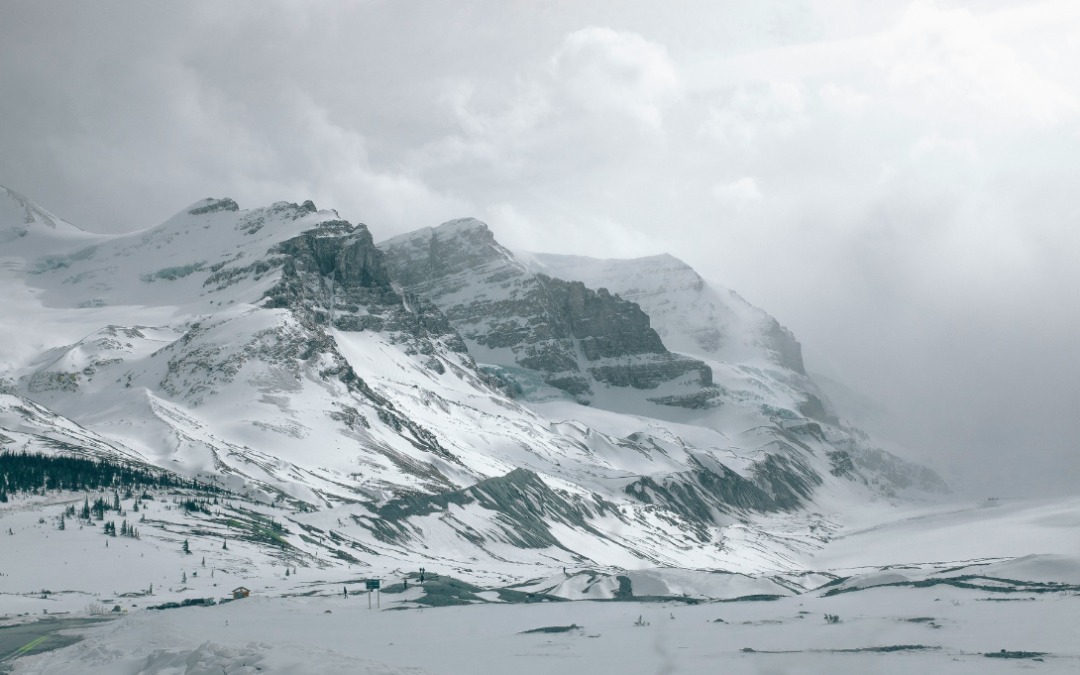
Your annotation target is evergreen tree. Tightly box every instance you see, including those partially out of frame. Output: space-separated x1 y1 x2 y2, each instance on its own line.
0 489 7 503
58 514 65 530
182 571 187 583
222 538 228 550
182 539 190 554
113 491 120 512
120 521 127 536
80 496 90 520
201 556 205 567
91 497 105 520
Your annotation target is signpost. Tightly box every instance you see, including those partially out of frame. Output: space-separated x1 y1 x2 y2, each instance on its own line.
366 579 380 609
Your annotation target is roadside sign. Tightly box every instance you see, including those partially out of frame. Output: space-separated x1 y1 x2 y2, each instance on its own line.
366 579 381 609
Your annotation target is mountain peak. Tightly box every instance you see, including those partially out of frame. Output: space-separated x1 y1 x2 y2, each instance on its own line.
0 185 66 230
434 217 490 236
0 185 98 250
186 197 240 215
380 217 493 248
377 217 516 287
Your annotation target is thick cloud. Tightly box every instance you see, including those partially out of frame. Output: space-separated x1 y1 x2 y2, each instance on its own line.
2 0 1079 496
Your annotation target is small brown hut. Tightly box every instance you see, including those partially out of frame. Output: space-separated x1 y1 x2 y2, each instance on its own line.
232 586 251 600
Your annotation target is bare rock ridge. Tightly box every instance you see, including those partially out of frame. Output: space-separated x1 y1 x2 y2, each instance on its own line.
361 467 622 551
520 251 806 375
378 218 712 403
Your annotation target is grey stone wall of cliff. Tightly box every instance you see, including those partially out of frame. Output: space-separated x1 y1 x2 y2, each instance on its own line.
537 275 666 360
264 220 399 323
378 219 713 401
257 219 471 360
762 318 806 375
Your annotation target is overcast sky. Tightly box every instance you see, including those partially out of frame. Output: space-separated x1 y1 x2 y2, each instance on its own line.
3 0 1079 496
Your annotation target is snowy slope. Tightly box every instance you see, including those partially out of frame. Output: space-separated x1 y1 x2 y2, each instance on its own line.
378 220 945 504
0 188 946 583
6 493 1080 675
513 249 946 495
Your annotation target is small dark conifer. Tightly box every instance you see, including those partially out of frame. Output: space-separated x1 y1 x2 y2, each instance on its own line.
183 539 190 554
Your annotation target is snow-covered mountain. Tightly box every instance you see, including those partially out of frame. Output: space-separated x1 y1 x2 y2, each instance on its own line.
0 189 946 578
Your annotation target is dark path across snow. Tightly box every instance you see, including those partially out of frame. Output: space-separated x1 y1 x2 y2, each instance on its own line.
0 617 111 673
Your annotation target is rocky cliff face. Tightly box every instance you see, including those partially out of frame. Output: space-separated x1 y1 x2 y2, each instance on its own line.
259 220 469 357
378 219 712 403
520 252 806 375
517 251 849 424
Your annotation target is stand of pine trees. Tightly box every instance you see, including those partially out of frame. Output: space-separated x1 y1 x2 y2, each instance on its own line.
0 452 223 498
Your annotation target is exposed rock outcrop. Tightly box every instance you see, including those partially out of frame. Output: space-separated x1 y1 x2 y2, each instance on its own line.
360 468 623 550
520 252 807 375
378 219 711 401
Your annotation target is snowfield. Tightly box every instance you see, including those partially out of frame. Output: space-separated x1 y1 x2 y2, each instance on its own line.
11 585 1080 675
4 492 1080 673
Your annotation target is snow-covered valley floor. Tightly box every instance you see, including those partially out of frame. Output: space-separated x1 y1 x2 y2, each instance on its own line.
4 493 1080 674
7 582 1079 675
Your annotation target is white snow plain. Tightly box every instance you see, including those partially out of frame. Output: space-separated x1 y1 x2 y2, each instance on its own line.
4 493 1080 674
